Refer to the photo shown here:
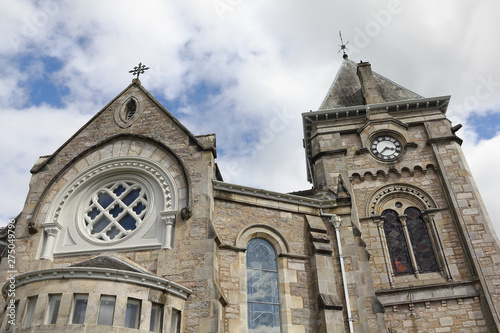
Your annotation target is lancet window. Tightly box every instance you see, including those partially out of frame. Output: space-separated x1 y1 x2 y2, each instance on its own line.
383 207 439 276
246 238 281 333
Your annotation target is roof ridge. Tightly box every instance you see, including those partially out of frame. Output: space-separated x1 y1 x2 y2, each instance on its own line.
70 255 152 274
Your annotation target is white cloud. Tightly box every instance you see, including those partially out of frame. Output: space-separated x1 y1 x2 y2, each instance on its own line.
0 105 91 221
0 0 499 237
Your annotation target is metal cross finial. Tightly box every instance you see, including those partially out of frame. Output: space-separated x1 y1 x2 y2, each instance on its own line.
129 62 150 79
338 31 349 59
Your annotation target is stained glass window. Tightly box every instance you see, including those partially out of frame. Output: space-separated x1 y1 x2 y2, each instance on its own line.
246 238 281 333
383 207 439 276
405 207 438 273
383 209 413 276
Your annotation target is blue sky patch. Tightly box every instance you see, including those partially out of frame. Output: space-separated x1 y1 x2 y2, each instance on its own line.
467 112 500 140
17 54 68 107
158 80 223 114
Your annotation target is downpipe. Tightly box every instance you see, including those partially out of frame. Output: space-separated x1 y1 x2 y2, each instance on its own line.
320 209 354 333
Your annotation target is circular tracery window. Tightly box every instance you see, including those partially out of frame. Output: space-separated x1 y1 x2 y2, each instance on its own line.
83 180 149 242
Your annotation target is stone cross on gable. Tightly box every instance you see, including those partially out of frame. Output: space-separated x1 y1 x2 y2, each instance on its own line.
129 62 150 79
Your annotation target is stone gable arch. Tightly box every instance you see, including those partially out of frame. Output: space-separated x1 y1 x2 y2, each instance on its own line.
35 137 191 260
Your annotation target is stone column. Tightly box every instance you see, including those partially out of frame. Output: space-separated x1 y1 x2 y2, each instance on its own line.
40 222 62 260
399 215 420 278
160 211 177 249
374 216 394 287
422 212 452 281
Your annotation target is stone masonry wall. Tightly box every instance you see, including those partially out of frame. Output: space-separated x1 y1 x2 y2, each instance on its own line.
384 298 487 333
214 198 319 332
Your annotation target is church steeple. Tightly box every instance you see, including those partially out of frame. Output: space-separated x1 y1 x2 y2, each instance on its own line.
318 58 423 110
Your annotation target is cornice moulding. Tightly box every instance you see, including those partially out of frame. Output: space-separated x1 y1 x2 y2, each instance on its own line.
213 180 338 208
3 267 192 300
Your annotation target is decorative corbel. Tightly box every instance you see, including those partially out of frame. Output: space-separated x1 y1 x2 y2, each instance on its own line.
28 221 38 234
181 207 192 220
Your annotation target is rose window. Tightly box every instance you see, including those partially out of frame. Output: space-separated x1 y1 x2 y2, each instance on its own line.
83 181 149 241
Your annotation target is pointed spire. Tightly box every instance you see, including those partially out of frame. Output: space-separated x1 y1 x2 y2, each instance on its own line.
318 59 423 110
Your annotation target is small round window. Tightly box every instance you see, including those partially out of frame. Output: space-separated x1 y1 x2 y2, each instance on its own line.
83 180 149 242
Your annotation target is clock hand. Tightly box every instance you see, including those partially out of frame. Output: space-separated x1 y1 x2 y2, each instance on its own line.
380 146 395 155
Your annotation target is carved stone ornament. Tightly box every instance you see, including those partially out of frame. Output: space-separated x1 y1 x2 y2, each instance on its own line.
114 96 144 128
181 207 192 220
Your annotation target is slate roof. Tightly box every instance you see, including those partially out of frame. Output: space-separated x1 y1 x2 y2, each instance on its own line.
319 58 423 110
70 255 149 274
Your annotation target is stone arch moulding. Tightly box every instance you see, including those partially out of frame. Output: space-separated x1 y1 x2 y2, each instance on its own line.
367 183 437 217
235 224 290 255
37 156 179 260
75 135 191 209
367 183 452 284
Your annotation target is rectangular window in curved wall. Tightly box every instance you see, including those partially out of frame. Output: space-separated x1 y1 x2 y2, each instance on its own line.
72 294 88 324
170 309 181 333
24 296 37 327
125 298 141 329
150 303 163 332
45 294 61 325
97 295 116 326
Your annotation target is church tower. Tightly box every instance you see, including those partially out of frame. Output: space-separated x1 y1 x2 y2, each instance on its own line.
302 58 500 331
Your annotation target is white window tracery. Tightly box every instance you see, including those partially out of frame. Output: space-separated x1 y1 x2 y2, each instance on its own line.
83 180 149 242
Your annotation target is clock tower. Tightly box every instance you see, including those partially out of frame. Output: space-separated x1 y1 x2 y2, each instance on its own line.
302 58 500 331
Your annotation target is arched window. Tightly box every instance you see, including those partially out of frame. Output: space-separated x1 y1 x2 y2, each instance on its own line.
246 238 281 333
125 99 137 120
39 155 179 260
406 207 438 273
382 208 439 276
383 209 413 276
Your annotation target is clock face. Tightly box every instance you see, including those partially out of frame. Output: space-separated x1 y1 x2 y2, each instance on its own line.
371 135 403 161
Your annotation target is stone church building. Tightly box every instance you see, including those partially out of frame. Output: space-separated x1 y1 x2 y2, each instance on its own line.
2 58 500 332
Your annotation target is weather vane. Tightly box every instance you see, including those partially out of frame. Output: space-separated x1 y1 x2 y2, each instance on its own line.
338 31 349 59
129 62 150 79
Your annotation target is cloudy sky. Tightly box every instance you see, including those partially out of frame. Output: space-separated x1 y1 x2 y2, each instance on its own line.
1 0 499 234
